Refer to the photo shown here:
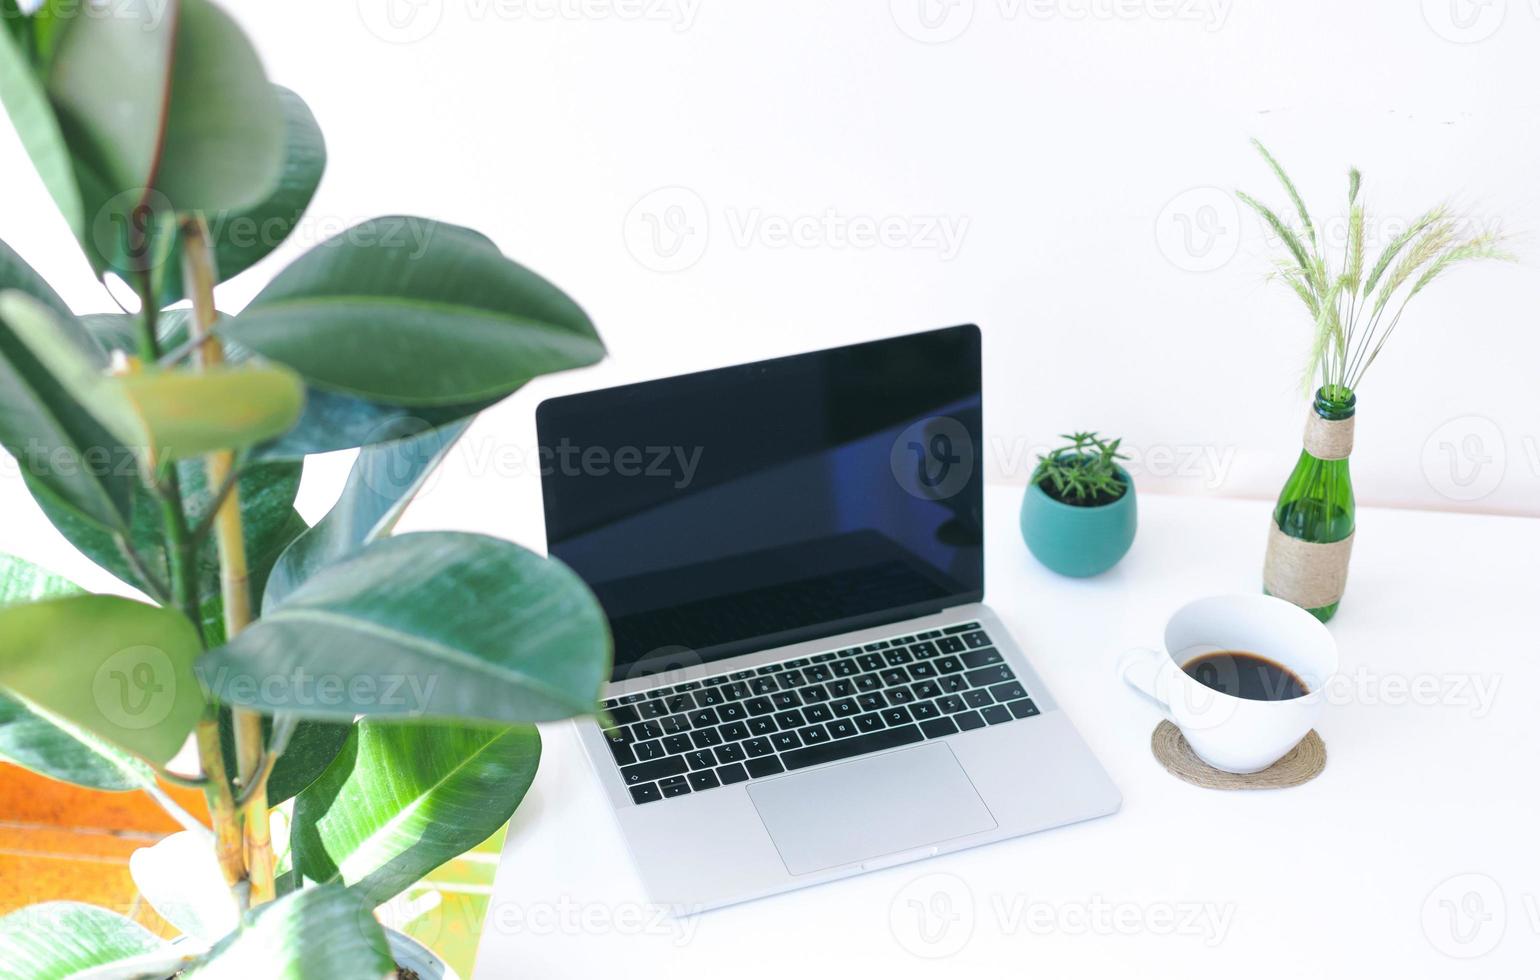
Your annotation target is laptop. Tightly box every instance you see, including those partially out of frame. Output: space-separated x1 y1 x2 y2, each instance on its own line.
536 324 1120 912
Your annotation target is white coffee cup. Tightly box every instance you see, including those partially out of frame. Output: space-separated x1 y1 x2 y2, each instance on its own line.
1118 594 1337 774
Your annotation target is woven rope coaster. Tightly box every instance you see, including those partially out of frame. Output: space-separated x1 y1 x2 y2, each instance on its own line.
1150 721 1326 790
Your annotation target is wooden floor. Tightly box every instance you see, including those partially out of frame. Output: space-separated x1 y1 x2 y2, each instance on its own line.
0 763 208 935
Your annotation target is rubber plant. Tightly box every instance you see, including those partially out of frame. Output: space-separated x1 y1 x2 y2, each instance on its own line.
0 1 610 976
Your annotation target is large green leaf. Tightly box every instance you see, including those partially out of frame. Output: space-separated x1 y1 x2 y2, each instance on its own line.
217 710 353 806
265 420 469 609
199 531 611 722
43 0 174 271
0 291 305 464
154 0 283 214
182 883 393 980
0 22 81 238
0 595 204 764
0 250 132 529
224 217 605 406
292 721 539 906
0 554 158 791
155 85 327 306
0 902 176 980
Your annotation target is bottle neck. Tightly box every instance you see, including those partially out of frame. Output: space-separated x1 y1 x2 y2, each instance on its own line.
1304 387 1356 460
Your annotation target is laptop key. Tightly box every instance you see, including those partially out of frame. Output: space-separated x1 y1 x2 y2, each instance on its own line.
694 689 725 707
687 770 720 791
719 722 749 742
717 763 750 785
911 641 939 659
811 651 837 663
832 698 861 717
961 648 1002 669
801 684 830 702
629 783 662 804
945 622 981 634
857 654 885 672
634 739 664 761
750 677 779 694
774 710 806 729
938 674 968 693
804 704 833 723
937 695 967 714
832 659 860 677
964 690 993 709
639 699 668 719
965 665 1014 687
827 719 857 739
690 728 723 748
684 750 716 770
938 636 966 654
1008 698 1040 719
805 665 832 683
659 776 691 798
779 671 806 689
886 687 916 705
620 756 687 785
744 737 775 757
662 735 692 754
935 657 964 674
631 721 662 741
771 691 802 710
608 705 640 725
748 717 776 736
717 702 746 722
609 742 637 766
857 692 887 712
990 681 1028 702
716 742 747 763
799 724 831 745
910 701 939 720
912 680 942 699
955 711 986 731
745 697 775 715
883 648 913 666
982 705 1012 725
785 658 810 669
855 674 883 692
907 661 938 679
721 682 751 700
771 731 802 751
689 708 719 728
664 694 694 713
782 724 924 770
881 706 912 726
660 714 689 735
962 630 992 648
855 712 885 732
745 756 785 778
920 717 959 739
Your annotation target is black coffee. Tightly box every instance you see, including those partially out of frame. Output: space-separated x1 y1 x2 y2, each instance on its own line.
1181 650 1308 702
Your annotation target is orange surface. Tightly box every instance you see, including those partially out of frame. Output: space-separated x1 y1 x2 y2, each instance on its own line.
0 762 210 936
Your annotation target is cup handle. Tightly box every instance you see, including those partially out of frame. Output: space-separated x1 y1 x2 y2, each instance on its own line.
1117 647 1172 719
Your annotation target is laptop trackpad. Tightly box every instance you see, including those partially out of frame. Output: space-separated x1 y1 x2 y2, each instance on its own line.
747 743 997 875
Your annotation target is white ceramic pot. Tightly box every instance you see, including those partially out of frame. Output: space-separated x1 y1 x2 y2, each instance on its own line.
386 929 458 980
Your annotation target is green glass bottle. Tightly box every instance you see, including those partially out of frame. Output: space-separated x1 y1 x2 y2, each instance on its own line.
1263 386 1356 622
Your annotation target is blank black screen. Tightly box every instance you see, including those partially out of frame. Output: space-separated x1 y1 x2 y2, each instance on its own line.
538 325 983 681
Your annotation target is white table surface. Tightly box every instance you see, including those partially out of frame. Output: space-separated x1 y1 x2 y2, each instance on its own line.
473 488 1540 979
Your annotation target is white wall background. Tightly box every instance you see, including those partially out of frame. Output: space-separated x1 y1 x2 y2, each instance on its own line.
2 0 1537 590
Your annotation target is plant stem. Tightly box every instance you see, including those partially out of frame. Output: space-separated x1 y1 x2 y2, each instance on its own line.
181 215 277 906
195 714 246 888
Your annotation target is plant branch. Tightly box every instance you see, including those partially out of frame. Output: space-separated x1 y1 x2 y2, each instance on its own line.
194 714 246 890
190 460 244 543
112 533 170 605
181 214 277 906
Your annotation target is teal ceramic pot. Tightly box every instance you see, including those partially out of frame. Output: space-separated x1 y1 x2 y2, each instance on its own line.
1019 467 1137 577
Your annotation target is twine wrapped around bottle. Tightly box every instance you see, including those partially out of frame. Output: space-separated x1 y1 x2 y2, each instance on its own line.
1264 414 1355 610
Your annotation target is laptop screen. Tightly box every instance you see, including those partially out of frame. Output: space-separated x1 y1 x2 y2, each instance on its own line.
537 325 983 682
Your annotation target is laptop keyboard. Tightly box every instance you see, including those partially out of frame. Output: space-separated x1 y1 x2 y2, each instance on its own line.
599 622 1040 805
